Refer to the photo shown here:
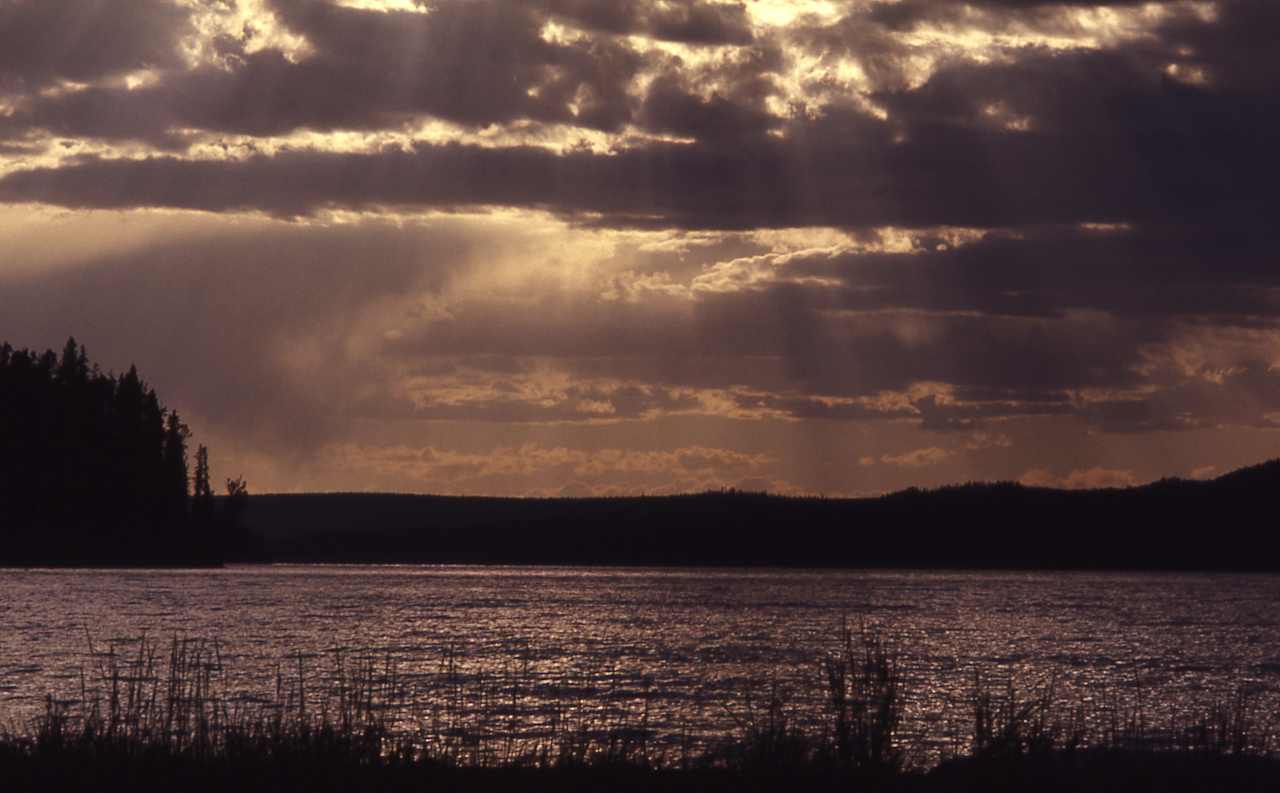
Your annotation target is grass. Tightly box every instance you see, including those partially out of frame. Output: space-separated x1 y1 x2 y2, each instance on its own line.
2 626 1279 791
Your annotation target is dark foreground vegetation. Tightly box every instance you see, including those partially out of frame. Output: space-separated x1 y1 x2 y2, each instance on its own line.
2 628 1277 792
0 339 253 566
250 459 1280 570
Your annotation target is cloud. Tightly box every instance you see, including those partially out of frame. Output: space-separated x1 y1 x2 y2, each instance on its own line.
323 441 775 495
0 215 477 453
5 75 1275 234
0 0 645 146
1189 464 1217 480
4 0 1280 497
5 3 1278 232
405 381 703 424
540 0 754 45
865 0 1179 34
8 206 1279 468
1020 466 1140 489
881 447 954 467
1083 363 1280 434
0 0 191 90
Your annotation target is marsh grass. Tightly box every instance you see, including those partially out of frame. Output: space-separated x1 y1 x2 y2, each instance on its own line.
822 619 904 771
3 624 1280 792
17 635 406 768
966 669 1279 760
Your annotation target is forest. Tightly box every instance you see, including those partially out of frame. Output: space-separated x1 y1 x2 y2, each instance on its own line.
0 338 251 565
245 461 1280 571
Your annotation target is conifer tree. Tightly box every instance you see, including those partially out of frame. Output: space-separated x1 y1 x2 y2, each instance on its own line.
193 445 215 524
1 338 225 564
163 412 191 524
224 476 251 553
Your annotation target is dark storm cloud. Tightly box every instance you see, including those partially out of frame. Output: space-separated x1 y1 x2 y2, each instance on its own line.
0 0 191 89
638 74 779 142
0 0 647 145
774 226 1280 320
635 29 785 142
865 0 1175 32
0 0 1273 236
1158 0 1280 92
0 0 781 148
7 13 1278 233
265 0 644 130
0 91 1263 230
538 0 754 45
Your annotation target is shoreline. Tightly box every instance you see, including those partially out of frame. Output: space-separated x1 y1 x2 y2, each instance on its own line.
5 560 1280 574
3 749 1278 793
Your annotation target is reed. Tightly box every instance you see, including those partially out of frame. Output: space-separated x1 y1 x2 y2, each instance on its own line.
2 625 1279 792
820 619 904 771
967 669 1278 759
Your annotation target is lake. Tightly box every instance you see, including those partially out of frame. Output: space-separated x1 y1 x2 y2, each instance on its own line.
2 565 1278 760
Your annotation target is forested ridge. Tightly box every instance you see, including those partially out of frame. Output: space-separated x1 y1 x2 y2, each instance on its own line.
245 461 1280 570
0 338 250 565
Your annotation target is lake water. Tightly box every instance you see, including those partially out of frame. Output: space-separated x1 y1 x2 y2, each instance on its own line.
2 565 1278 760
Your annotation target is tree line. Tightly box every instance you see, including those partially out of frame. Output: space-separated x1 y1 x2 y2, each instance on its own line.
0 338 252 565
245 461 1280 570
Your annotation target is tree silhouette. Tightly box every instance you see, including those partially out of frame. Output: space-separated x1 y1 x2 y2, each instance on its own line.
225 477 249 525
0 338 233 565
223 476 255 561
164 412 191 525
193 445 215 525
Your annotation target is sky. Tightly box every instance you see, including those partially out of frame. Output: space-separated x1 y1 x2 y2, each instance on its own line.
1 0 1278 497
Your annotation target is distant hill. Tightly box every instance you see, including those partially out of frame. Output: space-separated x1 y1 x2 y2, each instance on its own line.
243 460 1280 571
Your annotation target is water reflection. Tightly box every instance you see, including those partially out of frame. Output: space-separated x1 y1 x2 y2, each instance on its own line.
1 565 1277 759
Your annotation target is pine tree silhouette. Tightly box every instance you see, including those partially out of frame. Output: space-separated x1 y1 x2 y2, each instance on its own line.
0 338 230 565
